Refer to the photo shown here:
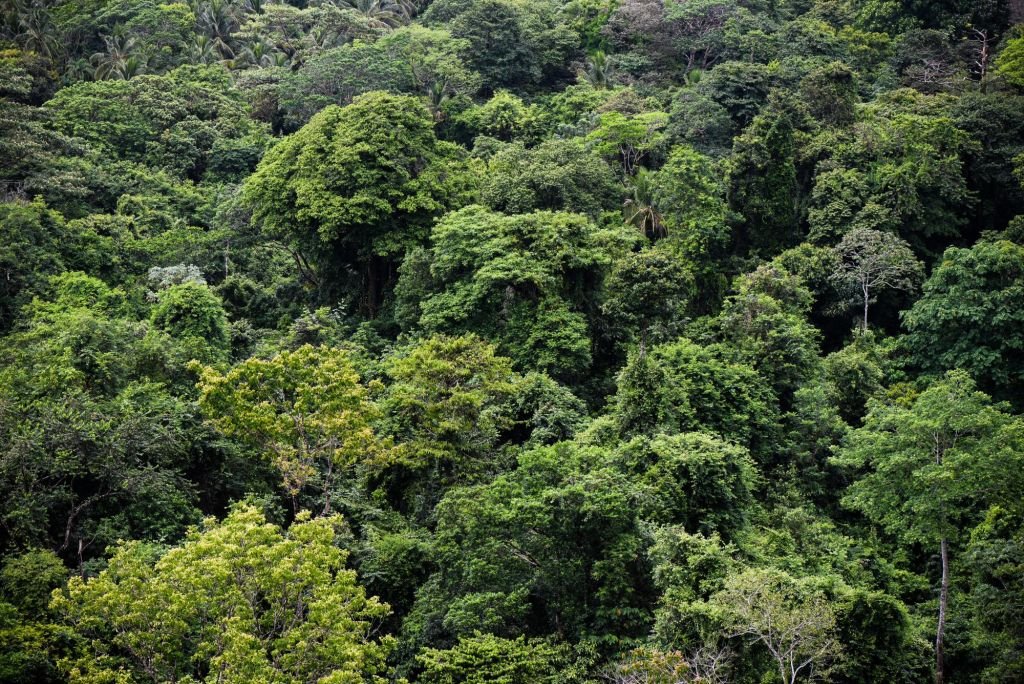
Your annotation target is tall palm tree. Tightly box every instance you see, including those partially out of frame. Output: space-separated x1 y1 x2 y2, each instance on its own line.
13 2 62 66
194 0 244 58
189 34 219 65
581 50 615 89
338 0 407 29
623 169 667 239
91 33 148 80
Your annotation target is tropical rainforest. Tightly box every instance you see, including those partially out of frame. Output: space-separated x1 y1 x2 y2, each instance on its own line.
3 0 1024 682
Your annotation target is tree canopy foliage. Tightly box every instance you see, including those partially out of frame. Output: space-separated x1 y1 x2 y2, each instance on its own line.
3 0 1024 682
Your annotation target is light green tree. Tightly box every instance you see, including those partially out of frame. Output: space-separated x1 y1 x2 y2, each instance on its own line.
193 345 379 514
52 504 394 684
996 35 1024 88
417 633 564 684
714 568 842 684
586 110 668 176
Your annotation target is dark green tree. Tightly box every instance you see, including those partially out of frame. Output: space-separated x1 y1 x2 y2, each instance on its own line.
901 237 1024 405
727 111 800 257
243 91 476 314
397 205 632 380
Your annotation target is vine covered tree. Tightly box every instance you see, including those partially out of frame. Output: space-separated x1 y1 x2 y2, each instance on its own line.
243 91 476 314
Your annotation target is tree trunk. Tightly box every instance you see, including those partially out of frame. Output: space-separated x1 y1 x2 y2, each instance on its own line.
365 258 378 319
862 281 870 330
936 537 949 684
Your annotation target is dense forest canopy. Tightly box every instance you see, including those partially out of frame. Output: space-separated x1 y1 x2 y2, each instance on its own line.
3 0 1024 682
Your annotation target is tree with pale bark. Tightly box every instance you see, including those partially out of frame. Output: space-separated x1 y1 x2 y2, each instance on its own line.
830 228 923 330
715 568 842 684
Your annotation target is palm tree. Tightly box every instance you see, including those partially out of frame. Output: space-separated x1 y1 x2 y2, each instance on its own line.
194 0 244 58
338 0 407 29
13 2 62 66
189 34 219 65
581 50 615 89
91 33 148 80
239 39 270 67
63 57 95 83
426 78 452 122
237 39 289 68
114 54 148 79
623 169 667 239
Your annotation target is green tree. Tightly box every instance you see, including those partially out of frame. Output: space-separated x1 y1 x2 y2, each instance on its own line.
194 345 379 514
727 111 799 257
417 633 564 684
243 91 476 314
409 442 648 648
427 0 531 86
398 205 632 380
834 371 1024 684
995 34 1024 88
603 247 694 351
711 266 822 408
663 0 738 72
279 26 480 126
425 0 578 89
613 338 778 457
150 282 230 363
387 26 482 118
375 334 517 519
45 65 266 182
619 432 757 537
950 92 1024 232
714 568 842 684
799 61 857 127
622 169 667 240
480 139 622 217
456 90 544 142
586 110 668 176
964 505 1024 681
652 145 730 259
52 504 394 684
901 238 1024 405
0 200 69 330
815 92 977 252
0 273 206 557
0 548 67 683
822 331 888 425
